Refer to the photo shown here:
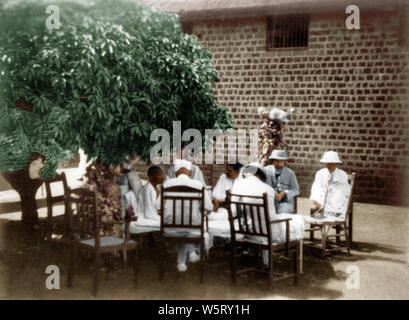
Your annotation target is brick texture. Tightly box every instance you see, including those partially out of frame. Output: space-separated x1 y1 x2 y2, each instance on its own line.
135 10 409 206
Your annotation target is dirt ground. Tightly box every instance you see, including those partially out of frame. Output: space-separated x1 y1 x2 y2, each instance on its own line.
0 198 408 300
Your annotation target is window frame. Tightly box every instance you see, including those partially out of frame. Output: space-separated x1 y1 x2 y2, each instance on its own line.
266 14 310 51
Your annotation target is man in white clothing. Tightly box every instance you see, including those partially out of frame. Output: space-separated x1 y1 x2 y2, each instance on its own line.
231 163 305 268
161 159 213 272
212 162 243 211
137 166 164 222
207 163 244 246
310 151 350 219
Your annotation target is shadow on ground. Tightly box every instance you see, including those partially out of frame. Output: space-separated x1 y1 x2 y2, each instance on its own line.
0 221 347 300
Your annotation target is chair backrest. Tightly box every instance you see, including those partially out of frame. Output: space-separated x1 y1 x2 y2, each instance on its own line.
66 188 100 242
160 185 206 235
345 172 356 221
45 172 69 220
329 172 356 222
226 190 272 245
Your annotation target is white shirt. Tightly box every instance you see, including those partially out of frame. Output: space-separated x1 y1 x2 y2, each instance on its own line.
160 174 213 226
231 175 304 243
310 168 350 216
231 175 276 223
212 173 235 202
137 182 160 221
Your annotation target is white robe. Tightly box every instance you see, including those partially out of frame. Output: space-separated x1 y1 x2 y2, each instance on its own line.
230 176 305 243
310 168 350 218
160 174 213 227
230 176 304 267
159 173 213 264
212 173 234 202
208 171 244 245
134 182 161 227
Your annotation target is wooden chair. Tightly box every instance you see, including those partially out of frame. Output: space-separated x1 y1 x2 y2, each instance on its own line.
293 196 298 214
43 172 70 244
159 185 209 283
226 191 301 288
65 188 139 296
304 173 356 257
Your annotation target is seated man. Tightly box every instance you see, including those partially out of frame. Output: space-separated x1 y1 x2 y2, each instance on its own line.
161 159 213 272
136 166 164 223
211 162 243 211
309 151 350 219
231 163 304 268
207 162 243 246
264 150 300 214
165 148 206 185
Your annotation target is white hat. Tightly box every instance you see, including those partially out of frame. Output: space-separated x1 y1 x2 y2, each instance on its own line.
244 162 263 169
174 159 192 172
243 162 264 175
320 151 342 164
268 149 289 160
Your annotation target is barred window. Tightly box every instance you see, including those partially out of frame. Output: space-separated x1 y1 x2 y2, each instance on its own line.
266 15 309 50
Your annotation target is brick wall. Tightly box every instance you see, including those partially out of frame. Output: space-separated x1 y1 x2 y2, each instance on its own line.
189 10 409 206
134 10 409 206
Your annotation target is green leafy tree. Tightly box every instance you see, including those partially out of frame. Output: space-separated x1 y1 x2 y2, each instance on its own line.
0 0 232 225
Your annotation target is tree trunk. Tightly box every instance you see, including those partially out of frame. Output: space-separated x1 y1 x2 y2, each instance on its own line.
2 169 43 226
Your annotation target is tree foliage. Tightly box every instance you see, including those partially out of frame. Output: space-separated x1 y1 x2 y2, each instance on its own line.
0 0 232 176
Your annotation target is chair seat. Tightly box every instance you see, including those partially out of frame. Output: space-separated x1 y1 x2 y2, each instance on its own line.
120 222 160 234
163 228 203 238
304 215 344 224
79 236 136 247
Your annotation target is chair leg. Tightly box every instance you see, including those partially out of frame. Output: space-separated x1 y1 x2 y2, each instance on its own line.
335 225 341 244
349 211 353 244
159 254 164 282
199 242 204 284
104 253 112 281
321 226 327 258
309 225 314 241
231 246 237 286
133 247 139 288
299 240 303 274
344 223 351 256
92 252 100 297
122 250 127 266
293 247 298 285
159 240 165 282
67 246 76 288
269 249 273 290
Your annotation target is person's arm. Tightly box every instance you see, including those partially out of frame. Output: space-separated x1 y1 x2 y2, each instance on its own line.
212 174 227 202
283 170 300 201
309 170 324 207
203 187 214 212
264 166 274 189
154 192 163 217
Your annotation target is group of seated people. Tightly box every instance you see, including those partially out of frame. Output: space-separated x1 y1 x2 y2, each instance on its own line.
116 149 350 272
